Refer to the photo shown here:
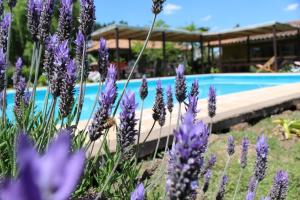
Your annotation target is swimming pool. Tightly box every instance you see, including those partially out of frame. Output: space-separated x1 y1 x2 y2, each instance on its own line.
6 73 300 120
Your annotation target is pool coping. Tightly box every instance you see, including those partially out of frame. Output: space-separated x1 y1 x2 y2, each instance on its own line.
80 81 300 157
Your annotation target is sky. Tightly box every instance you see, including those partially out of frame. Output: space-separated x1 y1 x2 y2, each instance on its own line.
95 0 300 31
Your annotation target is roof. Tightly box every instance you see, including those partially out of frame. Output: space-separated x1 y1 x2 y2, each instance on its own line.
91 21 300 43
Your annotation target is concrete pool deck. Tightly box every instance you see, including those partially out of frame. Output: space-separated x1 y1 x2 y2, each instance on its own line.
78 82 300 157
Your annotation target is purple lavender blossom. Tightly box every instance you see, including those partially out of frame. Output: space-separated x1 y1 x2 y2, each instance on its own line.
201 153 217 176
23 89 31 106
0 130 85 200
152 0 165 14
88 79 116 141
0 48 6 92
187 94 199 118
139 75 148 100
7 0 17 8
166 85 173 113
241 137 250 168
13 76 27 121
227 135 235 156
12 57 23 87
261 197 271 200
167 111 209 199
245 191 255 200
0 13 11 53
38 0 55 42
105 64 118 104
118 91 138 160
202 170 212 193
248 177 257 193
208 85 216 118
58 0 73 41
59 59 77 118
50 40 70 97
269 170 289 200
216 175 228 200
98 38 109 81
254 136 269 182
74 31 89 80
152 80 166 127
131 183 145 200
43 34 59 81
27 0 42 41
175 64 187 103
79 0 95 36
190 79 199 97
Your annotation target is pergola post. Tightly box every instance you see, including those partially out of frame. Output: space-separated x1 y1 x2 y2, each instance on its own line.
207 41 211 65
200 36 204 73
272 25 278 71
218 34 222 72
297 29 300 57
162 31 166 69
246 35 250 64
115 27 120 70
191 42 194 67
128 38 132 60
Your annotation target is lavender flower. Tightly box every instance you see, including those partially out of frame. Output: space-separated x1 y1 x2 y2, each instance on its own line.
139 75 148 100
59 59 77 118
75 31 88 80
50 40 70 97
0 48 6 92
106 64 118 104
208 85 216 118
88 79 116 141
14 76 26 121
0 13 11 53
166 85 173 113
166 111 209 199
227 135 235 156
38 0 55 42
190 79 199 97
23 89 31 106
7 0 17 8
0 130 85 200
248 177 257 193
43 34 59 81
152 80 166 127
187 94 199 118
152 0 165 14
241 137 249 168
98 38 109 81
254 136 269 182
202 170 212 193
12 57 23 87
261 197 271 200
201 153 217 176
79 0 95 36
131 183 145 200
27 0 42 41
58 0 73 41
175 64 186 103
216 175 228 200
118 91 138 160
245 191 255 200
269 170 289 200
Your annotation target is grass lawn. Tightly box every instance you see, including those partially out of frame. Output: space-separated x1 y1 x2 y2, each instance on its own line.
144 110 300 200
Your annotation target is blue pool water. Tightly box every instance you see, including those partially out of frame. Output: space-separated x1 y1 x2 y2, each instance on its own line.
6 73 300 120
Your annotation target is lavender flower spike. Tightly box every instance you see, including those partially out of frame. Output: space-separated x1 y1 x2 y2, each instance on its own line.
38 0 55 42
166 85 173 113
227 135 235 156
152 80 166 126
187 94 199 118
139 75 148 100
245 191 255 200
208 85 216 118
202 170 212 193
88 79 116 141
0 13 11 53
152 0 165 14
248 177 257 193
80 0 95 36
12 57 23 87
190 79 199 97
106 64 118 104
131 183 145 200
98 38 109 81
118 91 138 160
254 135 269 182
241 137 250 168
269 170 289 200
27 0 42 41
201 153 217 176
0 48 6 92
44 34 59 81
59 59 77 118
14 76 26 121
167 111 209 199
0 130 85 200
58 0 73 41
175 64 187 103
216 175 228 200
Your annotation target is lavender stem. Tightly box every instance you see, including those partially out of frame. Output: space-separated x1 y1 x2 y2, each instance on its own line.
142 120 156 143
209 117 213 135
136 99 144 160
164 112 172 152
152 126 162 161
232 169 243 200
27 41 38 86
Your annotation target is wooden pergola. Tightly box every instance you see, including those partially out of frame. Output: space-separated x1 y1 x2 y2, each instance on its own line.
91 22 300 72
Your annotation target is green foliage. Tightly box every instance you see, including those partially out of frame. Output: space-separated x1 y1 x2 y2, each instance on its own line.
273 118 300 139
38 74 47 86
210 67 220 73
